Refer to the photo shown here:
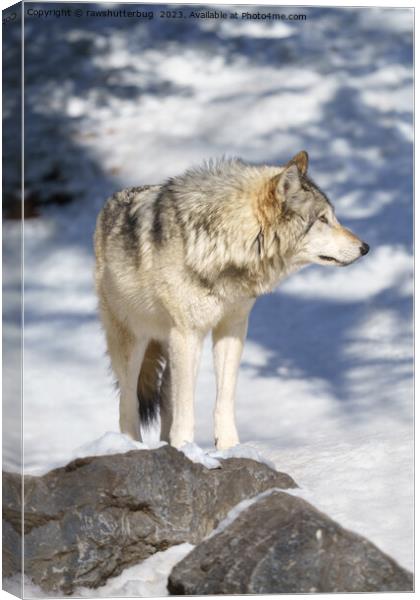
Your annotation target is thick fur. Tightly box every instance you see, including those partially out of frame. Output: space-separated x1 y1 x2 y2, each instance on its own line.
94 152 369 449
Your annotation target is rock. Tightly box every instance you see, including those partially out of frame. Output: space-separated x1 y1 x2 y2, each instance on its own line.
2 446 295 594
168 491 413 594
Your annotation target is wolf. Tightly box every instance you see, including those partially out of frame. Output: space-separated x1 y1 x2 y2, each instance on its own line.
94 151 369 450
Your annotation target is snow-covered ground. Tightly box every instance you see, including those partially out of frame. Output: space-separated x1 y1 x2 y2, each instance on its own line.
3 4 413 595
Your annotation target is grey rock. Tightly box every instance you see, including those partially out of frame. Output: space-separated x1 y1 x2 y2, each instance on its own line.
2 446 295 594
168 491 413 594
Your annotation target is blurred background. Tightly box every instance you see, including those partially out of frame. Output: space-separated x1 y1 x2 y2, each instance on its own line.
3 2 413 575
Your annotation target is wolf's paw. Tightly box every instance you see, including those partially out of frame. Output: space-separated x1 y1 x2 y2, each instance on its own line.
215 432 240 451
169 429 194 450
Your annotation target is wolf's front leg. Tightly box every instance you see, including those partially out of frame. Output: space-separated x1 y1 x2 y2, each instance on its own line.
168 328 203 448
212 314 249 450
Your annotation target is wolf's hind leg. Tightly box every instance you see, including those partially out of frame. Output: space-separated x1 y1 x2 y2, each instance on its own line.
212 313 249 450
104 310 148 442
119 338 149 441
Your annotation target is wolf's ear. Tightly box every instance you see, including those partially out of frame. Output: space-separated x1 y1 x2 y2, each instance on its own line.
274 163 301 201
287 150 309 176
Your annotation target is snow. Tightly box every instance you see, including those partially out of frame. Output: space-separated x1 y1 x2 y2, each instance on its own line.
206 488 280 539
210 443 276 470
75 544 194 598
178 441 277 470
26 432 168 476
3 4 413 596
25 432 277 476
5 544 195 598
179 442 222 469
255 431 414 572
74 431 165 457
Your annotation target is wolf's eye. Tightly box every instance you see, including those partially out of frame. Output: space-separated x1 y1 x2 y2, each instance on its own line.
319 215 329 224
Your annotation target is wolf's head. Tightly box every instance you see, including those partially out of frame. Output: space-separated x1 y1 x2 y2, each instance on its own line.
272 151 369 268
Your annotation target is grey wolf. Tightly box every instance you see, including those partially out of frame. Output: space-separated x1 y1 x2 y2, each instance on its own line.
94 151 369 450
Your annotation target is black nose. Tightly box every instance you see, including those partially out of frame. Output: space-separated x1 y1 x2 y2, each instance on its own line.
360 242 370 256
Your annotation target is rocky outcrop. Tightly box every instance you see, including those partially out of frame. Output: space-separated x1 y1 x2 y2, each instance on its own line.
2 446 295 594
4 447 412 596
168 490 413 594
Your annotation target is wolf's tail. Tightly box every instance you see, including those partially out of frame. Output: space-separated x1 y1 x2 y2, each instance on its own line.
137 340 168 426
